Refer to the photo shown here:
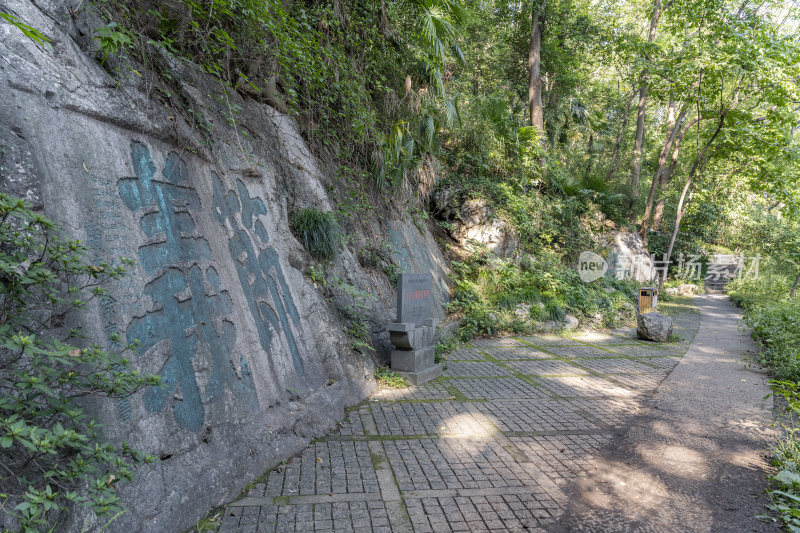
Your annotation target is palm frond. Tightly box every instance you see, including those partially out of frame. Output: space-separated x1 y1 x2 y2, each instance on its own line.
451 43 466 66
419 114 436 152
445 94 461 128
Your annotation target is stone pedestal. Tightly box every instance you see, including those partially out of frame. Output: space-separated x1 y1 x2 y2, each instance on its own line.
388 273 442 385
388 319 442 385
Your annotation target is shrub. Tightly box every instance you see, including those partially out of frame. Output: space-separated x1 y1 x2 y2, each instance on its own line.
748 300 800 381
730 272 800 529
767 381 800 531
447 252 637 339
357 240 400 285
290 208 345 260
0 194 159 530
728 272 790 310
374 367 409 389
545 299 566 322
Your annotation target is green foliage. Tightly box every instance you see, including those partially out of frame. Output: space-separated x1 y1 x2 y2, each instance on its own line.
732 271 800 527
728 271 791 311
333 276 376 354
290 208 345 260
747 299 800 382
374 367 409 389
448 251 637 340
767 381 800 531
93 22 133 64
0 12 49 45
435 335 461 364
0 194 158 530
358 240 400 285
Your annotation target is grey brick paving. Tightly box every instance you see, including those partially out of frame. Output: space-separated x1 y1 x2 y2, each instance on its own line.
504 360 589 376
449 377 552 400
537 345 619 358
443 362 513 378
371 380 454 401
475 347 556 360
211 299 700 532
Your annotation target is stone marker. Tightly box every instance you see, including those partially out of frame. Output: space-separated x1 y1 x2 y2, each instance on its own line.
387 273 443 385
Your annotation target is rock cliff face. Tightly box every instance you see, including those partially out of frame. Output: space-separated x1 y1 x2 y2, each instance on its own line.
0 1 449 530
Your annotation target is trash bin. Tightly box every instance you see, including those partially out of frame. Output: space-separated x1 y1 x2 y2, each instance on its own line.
639 287 658 314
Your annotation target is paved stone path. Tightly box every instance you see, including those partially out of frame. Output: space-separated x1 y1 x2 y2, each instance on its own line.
552 294 776 532
212 296 773 532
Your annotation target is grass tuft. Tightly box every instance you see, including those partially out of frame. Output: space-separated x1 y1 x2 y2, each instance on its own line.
290 208 344 260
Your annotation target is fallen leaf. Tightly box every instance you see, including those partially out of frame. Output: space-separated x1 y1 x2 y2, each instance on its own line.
82 162 89 174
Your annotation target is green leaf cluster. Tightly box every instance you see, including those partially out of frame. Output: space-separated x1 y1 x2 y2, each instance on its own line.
0 194 158 531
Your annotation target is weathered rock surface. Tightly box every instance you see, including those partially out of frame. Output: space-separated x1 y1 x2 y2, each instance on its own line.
0 1 450 531
637 312 673 342
434 196 519 258
666 283 698 296
602 230 654 282
563 314 580 331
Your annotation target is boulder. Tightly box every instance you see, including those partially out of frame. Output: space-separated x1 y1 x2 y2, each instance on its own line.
637 312 673 342
665 284 697 296
605 230 654 282
449 199 520 258
563 314 580 331
536 315 579 332
514 304 532 319
537 321 559 332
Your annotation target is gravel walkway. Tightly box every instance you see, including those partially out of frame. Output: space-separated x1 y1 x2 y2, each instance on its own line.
552 294 776 532
211 295 775 532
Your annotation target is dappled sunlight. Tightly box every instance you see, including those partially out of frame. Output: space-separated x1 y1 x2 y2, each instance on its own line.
438 411 500 442
723 447 769 470
542 375 635 397
637 442 710 481
565 455 715 529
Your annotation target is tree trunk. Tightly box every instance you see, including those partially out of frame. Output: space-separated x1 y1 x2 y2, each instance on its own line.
652 125 688 229
606 91 635 182
791 271 800 299
660 111 726 291
630 0 662 208
528 0 546 143
662 175 693 291
640 106 694 243
640 101 677 243
631 84 648 201
546 73 558 109
584 133 594 178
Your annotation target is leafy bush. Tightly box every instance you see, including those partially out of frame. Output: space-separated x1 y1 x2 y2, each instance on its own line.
728 272 790 311
545 299 566 322
374 367 409 389
767 381 800 531
727 271 800 380
0 194 158 530
729 274 800 528
290 208 345 260
448 252 637 339
748 300 800 381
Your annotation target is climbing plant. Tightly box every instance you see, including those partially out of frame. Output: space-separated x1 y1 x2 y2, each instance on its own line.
0 194 158 530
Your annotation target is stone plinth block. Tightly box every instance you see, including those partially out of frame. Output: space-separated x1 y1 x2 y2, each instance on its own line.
391 346 435 373
395 364 443 386
388 320 438 350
